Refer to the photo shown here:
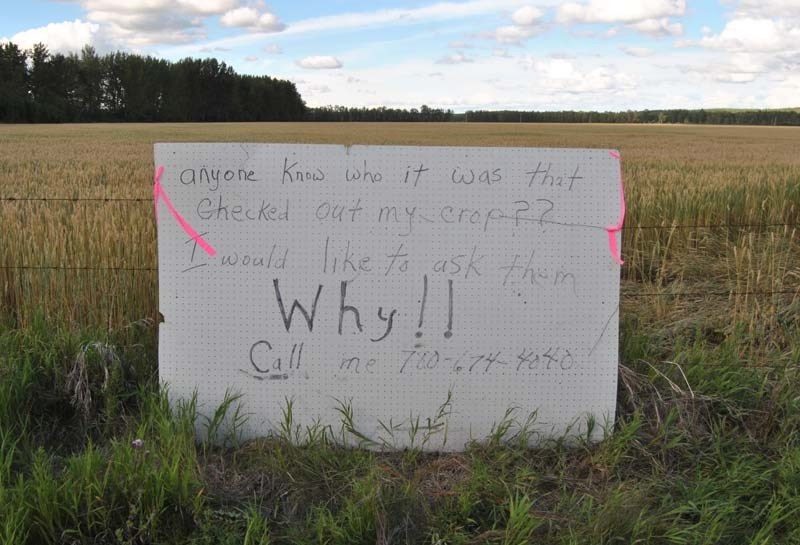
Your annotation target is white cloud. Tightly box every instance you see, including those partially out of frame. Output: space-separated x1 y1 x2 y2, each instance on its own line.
175 0 239 14
674 2 800 89
528 57 576 78
220 6 285 32
164 0 549 57
479 3 544 45
518 56 636 94
291 79 333 96
493 47 511 57
244 55 258 62
619 45 654 57
5 19 101 53
435 52 475 64
556 0 684 37
74 0 232 46
734 0 800 19
729 53 774 74
698 18 799 52
77 0 237 11
220 7 260 27
498 24 541 43
675 52 777 85
627 17 683 36
511 5 544 26
283 0 537 35
448 40 474 48
481 23 542 44
297 55 343 69
714 72 758 83
763 73 800 107
306 84 332 93
556 0 686 24
34 0 281 48
263 43 283 54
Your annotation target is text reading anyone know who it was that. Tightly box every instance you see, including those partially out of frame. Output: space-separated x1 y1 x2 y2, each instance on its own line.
178 158 582 232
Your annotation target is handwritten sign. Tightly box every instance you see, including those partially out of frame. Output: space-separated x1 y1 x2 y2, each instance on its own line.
155 143 622 450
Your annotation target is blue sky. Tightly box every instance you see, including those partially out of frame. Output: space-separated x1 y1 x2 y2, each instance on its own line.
2 1 799 111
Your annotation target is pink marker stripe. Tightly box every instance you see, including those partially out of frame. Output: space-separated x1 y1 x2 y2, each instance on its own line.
153 166 216 257
153 165 163 222
605 151 625 265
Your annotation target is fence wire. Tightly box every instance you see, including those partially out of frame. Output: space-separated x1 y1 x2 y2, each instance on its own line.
1 197 798 301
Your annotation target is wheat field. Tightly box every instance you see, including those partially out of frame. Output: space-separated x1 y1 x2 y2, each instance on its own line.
1 122 798 333
1 122 799 544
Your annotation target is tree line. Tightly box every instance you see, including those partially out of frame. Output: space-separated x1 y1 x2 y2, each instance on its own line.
307 105 456 122
309 105 800 126
1 41 798 126
0 42 306 122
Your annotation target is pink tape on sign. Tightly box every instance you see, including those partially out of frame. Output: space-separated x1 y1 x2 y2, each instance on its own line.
153 165 217 257
605 151 625 265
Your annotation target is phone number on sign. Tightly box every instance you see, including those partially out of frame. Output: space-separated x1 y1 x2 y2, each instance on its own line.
397 347 576 374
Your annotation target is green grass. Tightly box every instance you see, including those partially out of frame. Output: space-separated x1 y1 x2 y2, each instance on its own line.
0 314 798 544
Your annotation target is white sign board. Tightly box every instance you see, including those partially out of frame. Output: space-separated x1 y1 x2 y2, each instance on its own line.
155 143 622 450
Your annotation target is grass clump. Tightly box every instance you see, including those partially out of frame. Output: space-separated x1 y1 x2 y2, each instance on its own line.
0 322 799 543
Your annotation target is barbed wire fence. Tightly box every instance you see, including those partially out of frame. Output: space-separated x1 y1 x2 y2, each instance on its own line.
1 197 798 368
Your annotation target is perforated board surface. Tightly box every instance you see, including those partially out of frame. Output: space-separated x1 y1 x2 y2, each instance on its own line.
155 143 622 450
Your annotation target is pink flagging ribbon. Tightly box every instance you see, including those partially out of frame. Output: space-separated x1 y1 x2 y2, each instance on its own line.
606 150 625 265
153 166 216 257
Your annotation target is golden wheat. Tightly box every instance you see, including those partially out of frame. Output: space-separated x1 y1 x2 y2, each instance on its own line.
0 122 797 332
